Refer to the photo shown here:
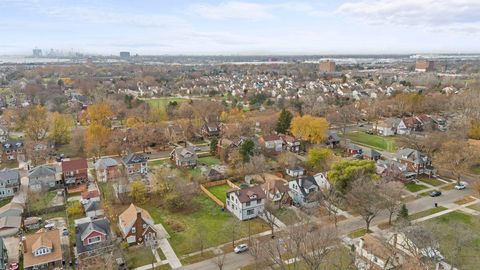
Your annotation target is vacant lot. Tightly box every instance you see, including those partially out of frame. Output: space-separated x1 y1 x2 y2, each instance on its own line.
343 131 397 152
424 211 480 270
207 184 230 203
143 194 269 255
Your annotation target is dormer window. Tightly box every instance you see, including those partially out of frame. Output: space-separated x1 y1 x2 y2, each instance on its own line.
249 194 257 199
132 227 136 233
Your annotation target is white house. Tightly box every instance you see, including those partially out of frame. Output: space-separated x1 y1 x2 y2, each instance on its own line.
226 185 266 221
288 176 320 206
285 166 305 177
396 120 410 135
313 173 330 190
259 135 284 153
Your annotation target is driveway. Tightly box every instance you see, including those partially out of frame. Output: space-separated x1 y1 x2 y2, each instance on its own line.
3 236 19 263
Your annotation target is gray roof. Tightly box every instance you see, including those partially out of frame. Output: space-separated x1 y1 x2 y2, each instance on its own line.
122 153 147 165
0 215 21 229
76 218 111 254
293 176 319 197
0 169 19 181
95 157 118 170
84 201 101 212
396 148 429 165
172 147 197 161
28 165 56 178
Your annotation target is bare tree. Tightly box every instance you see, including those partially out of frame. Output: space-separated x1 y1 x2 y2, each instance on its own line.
317 188 344 228
262 201 279 238
398 225 440 270
435 139 476 184
212 251 227 270
378 181 404 225
346 175 386 231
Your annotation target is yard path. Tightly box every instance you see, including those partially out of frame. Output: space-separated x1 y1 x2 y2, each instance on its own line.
158 238 182 269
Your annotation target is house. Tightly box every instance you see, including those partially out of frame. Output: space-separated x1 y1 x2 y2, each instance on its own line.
279 134 301 153
28 165 61 192
84 201 104 218
288 176 320 206
285 166 305 177
325 131 341 148
1 140 24 162
376 160 411 182
0 126 8 143
346 142 363 156
165 125 186 143
118 204 157 245
313 173 330 190
94 157 120 182
396 119 410 135
170 147 197 167
62 159 88 190
201 122 221 137
396 148 434 175
202 167 224 181
0 238 8 270
23 229 63 270
258 135 283 153
355 234 401 270
0 202 23 236
121 153 148 180
374 118 401 136
216 137 244 160
262 179 289 204
0 169 19 198
226 185 266 221
81 190 100 202
75 217 113 259
362 148 381 161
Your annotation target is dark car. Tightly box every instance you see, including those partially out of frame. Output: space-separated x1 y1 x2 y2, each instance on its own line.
430 191 442 197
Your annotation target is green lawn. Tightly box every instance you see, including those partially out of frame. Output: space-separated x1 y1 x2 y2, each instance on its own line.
418 176 444 187
468 203 480 212
409 206 448 220
148 159 169 167
424 211 480 270
348 228 369 239
188 167 202 178
405 182 429 193
124 246 157 269
270 207 299 225
470 165 480 175
143 194 269 255
144 97 188 110
0 198 11 208
207 184 231 203
343 132 397 152
27 191 57 212
40 209 66 220
0 160 19 169
198 156 221 166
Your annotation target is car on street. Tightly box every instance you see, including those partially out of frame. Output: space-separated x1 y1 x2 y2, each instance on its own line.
429 191 442 197
193 146 201 152
234 244 249 253
455 184 466 190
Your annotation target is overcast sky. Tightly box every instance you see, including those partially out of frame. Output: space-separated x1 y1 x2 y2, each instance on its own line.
1 0 480 55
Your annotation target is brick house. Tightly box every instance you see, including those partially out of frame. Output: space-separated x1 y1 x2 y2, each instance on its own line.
279 134 301 153
1 140 24 162
396 148 434 175
118 204 157 245
94 157 120 182
62 159 88 190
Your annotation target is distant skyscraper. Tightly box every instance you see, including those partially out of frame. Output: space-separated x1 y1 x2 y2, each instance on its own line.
120 51 131 58
319 60 336 73
415 60 434 72
32 48 42 57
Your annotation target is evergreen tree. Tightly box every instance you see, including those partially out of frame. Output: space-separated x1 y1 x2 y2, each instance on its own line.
275 109 293 134
210 138 218 155
239 139 255 163
397 204 410 224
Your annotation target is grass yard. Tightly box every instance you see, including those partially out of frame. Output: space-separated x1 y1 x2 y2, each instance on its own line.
198 156 221 166
270 207 300 225
207 184 230 203
409 206 448 220
470 165 480 175
27 191 57 212
441 183 456 191
143 194 269 256
343 131 397 152
348 228 369 239
405 182 429 193
0 160 19 169
145 97 188 110
454 196 477 205
180 250 216 265
424 211 480 270
188 167 202 178
124 246 157 269
40 209 66 220
467 203 480 212
418 176 444 187
0 198 11 208
148 159 169 168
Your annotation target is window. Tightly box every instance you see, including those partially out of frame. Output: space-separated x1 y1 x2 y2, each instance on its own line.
246 202 251 207
143 224 146 229
131 227 136 233
88 236 101 245
257 199 261 204
247 209 254 215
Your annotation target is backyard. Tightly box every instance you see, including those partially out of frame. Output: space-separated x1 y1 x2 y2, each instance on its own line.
424 211 480 270
198 156 221 166
207 184 231 203
142 194 269 256
343 131 397 152
144 97 188 111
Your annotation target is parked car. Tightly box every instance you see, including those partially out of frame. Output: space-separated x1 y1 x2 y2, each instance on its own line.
44 223 55 230
429 191 442 197
193 146 201 152
455 184 466 190
234 244 249 253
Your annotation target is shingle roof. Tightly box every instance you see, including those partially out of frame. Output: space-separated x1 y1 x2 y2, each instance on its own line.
0 169 19 181
95 157 118 170
122 153 147 165
84 201 101 212
28 165 55 178
227 185 266 203
61 159 88 172
23 230 63 268
118 204 154 236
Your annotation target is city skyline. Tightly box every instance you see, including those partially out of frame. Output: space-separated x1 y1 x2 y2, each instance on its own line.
2 0 480 55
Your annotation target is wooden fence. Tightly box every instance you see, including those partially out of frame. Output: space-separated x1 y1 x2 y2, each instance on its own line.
200 179 239 208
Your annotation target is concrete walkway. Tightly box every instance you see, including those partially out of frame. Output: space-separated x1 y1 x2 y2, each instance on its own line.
158 238 182 269
259 211 287 229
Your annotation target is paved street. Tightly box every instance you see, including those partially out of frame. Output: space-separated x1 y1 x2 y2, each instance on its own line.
180 251 254 270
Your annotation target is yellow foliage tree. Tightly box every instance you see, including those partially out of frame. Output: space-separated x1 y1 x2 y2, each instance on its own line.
468 120 480 140
25 105 49 141
290 115 329 144
130 180 147 204
84 101 114 127
49 112 74 145
85 123 110 156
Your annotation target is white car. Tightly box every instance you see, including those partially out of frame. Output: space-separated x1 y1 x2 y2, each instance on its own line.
455 184 466 190
234 244 249 253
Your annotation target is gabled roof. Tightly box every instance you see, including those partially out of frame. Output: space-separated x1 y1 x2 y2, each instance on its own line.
79 219 109 241
396 148 429 164
32 235 53 252
118 204 154 235
227 185 266 203
23 229 63 268
122 153 147 165
84 201 101 212
0 169 19 181
261 134 282 142
61 159 88 172
0 215 21 229
28 165 55 178
290 176 319 197
171 147 197 160
95 157 118 170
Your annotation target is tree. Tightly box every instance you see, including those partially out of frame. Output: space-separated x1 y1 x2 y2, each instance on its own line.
83 101 114 127
434 140 476 184
327 160 377 192
213 251 226 270
24 105 49 141
306 147 335 172
210 138 218 155
85 123 110 157
397 204 410 225
317 188 344 227
379 181 404 225
275 109 293 134
346 175 386 231
326 104 359 139
290 115 329 144
225 218 241 248
129 180 147 204
262 201 279 238
399 225 440 270
49 112 74 145
239 139 255 163
193 223 209 256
